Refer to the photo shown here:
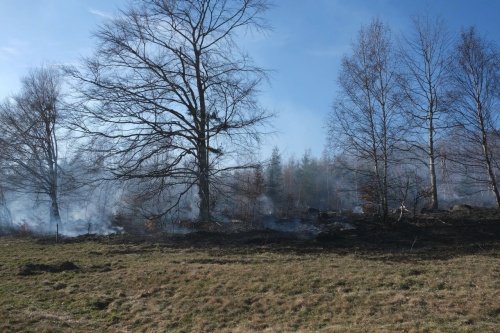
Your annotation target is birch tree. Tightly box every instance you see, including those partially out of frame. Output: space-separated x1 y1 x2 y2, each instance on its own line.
398 16 451 210
450 27 500 207
329 18 402 219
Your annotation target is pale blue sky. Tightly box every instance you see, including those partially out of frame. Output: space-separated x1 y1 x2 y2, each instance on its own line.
1 0 499 158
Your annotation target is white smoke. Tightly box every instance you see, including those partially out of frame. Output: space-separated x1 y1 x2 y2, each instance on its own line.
4 186 122 237
261 216 321 238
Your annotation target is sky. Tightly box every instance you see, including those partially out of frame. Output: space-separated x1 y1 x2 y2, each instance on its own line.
0 0 499 159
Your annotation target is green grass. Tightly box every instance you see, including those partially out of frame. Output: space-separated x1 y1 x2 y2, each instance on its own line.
0 237 498 332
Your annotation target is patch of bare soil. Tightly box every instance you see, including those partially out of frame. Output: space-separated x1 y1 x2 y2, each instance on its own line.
18 261 79 276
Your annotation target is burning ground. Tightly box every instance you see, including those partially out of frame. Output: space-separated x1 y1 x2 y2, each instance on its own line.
0 213 499 333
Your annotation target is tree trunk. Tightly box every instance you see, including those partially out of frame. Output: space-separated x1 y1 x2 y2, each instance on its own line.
195 48 210 222
198 145 210 221
0 188 13 226
483 142 500 208
382 160 389 219
49 192 61 225
428 116 439 210
381 97 389 220
478 104 500 208
47 128 61 226
429 153 438 210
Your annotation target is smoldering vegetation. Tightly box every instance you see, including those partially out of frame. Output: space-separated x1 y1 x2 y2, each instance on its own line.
1 144 500 250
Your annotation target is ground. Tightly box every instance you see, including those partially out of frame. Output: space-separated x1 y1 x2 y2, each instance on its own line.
0 217 499 333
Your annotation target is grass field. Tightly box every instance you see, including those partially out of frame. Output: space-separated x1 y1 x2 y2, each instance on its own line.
0 236 499 332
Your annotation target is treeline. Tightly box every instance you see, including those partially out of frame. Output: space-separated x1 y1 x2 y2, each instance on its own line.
221 148 354 220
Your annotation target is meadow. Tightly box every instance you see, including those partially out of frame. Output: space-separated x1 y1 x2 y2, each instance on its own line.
0 234 498 333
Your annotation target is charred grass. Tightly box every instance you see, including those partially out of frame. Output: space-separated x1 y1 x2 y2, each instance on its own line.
0 235 499 332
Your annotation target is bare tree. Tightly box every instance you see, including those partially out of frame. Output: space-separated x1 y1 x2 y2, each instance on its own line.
0 67 63 225
329 18 402 219
67 0 271 222
398 15 451 210
449 27 500 207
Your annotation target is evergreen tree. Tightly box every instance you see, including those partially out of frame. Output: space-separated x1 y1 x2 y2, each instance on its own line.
266 147 283 212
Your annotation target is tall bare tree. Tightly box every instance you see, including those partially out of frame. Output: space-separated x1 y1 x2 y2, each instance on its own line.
0 67 63 225
67 0 271 221
398 16 451 210
329 18 402 219
449 27 500 207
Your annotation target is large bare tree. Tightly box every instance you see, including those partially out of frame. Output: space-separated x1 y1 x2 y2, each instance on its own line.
449 27 500 207
398 16 451 210
67 0 271 221
329 19 402 219
0 67 63 225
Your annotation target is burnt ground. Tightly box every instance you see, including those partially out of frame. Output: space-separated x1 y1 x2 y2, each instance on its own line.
34 209 500 258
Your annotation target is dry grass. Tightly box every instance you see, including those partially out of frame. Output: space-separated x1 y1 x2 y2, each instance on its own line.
0 237 498 332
